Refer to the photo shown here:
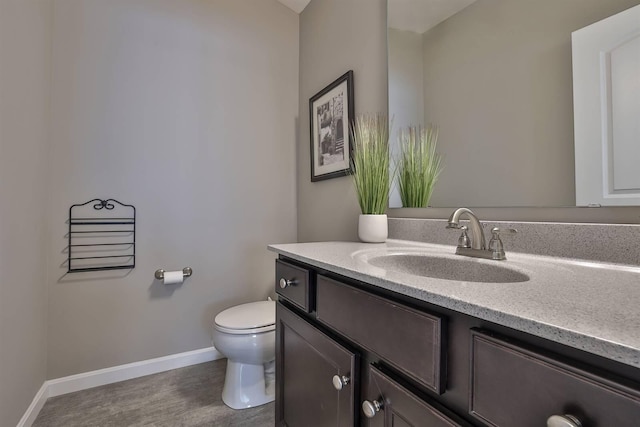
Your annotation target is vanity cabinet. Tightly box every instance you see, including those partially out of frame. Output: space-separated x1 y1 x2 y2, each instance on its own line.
274 257 640 427
275 258 465 427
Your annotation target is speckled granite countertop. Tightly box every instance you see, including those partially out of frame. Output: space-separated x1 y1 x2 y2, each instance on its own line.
268 239 640 369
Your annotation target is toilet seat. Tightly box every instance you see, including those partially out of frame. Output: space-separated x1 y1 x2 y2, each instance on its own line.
214 323 275 335
214 300 275 335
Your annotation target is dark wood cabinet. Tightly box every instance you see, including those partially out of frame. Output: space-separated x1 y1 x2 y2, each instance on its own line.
276 303 358 426
274 256 640 427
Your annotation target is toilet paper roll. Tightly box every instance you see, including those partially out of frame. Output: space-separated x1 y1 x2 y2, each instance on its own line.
163 270 184 285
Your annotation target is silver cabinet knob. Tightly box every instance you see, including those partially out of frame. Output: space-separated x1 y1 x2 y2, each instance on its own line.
332 375 350 390
362 399 383 418
279 278 296 289
547 414 582 427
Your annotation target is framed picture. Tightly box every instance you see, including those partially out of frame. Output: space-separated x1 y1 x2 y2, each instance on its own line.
309 70 354 182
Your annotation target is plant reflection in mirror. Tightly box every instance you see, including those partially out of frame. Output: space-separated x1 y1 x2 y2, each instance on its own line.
397 126 443 208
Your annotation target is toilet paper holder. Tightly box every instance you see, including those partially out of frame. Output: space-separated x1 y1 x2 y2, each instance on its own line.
155 267 193 281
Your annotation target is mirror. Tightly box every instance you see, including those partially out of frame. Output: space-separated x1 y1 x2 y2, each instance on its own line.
388 0 640 208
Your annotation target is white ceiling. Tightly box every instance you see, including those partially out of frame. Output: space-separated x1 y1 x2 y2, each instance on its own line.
388 0 477 34
277 0 310 14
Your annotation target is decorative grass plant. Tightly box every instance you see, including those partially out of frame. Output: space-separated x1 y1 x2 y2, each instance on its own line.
351 114 391 215
397 125 443 208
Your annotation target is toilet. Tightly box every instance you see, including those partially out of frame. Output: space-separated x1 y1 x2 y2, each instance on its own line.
212 300 276 409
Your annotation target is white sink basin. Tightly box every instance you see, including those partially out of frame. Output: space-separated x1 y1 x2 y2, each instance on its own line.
359 251 530 283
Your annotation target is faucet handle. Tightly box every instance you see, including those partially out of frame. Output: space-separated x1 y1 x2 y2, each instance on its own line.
489 227 517 260
457 226 471 248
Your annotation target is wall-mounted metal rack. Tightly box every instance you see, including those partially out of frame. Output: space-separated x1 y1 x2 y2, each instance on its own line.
68 199 136 273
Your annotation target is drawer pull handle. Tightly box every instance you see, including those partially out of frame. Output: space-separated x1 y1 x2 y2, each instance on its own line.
547 414 582 427
332 374 350 390
279 278 296 289
362 399 383 418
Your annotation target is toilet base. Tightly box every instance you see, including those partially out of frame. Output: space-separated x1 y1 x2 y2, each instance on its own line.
221 359 275 410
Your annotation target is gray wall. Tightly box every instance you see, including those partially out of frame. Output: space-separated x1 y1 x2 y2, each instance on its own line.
417 0 640 208
297 0 388 242
0 0 51 424
46 0 298 378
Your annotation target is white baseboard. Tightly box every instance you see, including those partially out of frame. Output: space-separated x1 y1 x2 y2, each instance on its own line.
47 346 223 397
17 346 223 427
16 383 49 427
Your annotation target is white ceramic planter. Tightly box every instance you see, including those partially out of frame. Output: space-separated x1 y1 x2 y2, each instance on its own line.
358 214 388 243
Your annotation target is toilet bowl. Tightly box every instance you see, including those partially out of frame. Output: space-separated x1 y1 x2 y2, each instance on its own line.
212 300 276 409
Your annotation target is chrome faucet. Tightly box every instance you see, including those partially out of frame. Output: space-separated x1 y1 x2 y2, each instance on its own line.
446 208 517 260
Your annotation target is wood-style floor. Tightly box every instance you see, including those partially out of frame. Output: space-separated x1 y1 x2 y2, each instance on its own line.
33 359 274 426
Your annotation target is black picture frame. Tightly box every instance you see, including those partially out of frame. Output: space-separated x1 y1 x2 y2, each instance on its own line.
309 70 354 182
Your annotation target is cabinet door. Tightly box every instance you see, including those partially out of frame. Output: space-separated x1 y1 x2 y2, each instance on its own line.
276 302 358 427
362 366 465 427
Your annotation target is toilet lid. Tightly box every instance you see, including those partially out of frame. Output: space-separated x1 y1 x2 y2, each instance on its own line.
215 300 275 330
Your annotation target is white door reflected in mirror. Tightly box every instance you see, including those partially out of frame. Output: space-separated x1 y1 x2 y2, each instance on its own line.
572 4 640 206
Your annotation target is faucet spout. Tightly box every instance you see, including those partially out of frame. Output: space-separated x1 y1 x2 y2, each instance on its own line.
447 208 485 250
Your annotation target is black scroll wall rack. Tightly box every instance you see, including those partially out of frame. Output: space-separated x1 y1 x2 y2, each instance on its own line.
68 199 136 273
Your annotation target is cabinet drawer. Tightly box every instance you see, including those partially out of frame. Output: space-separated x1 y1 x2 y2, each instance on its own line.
316 275 446 394
363 365 466 427
275 259 312 312
470 330 640 427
